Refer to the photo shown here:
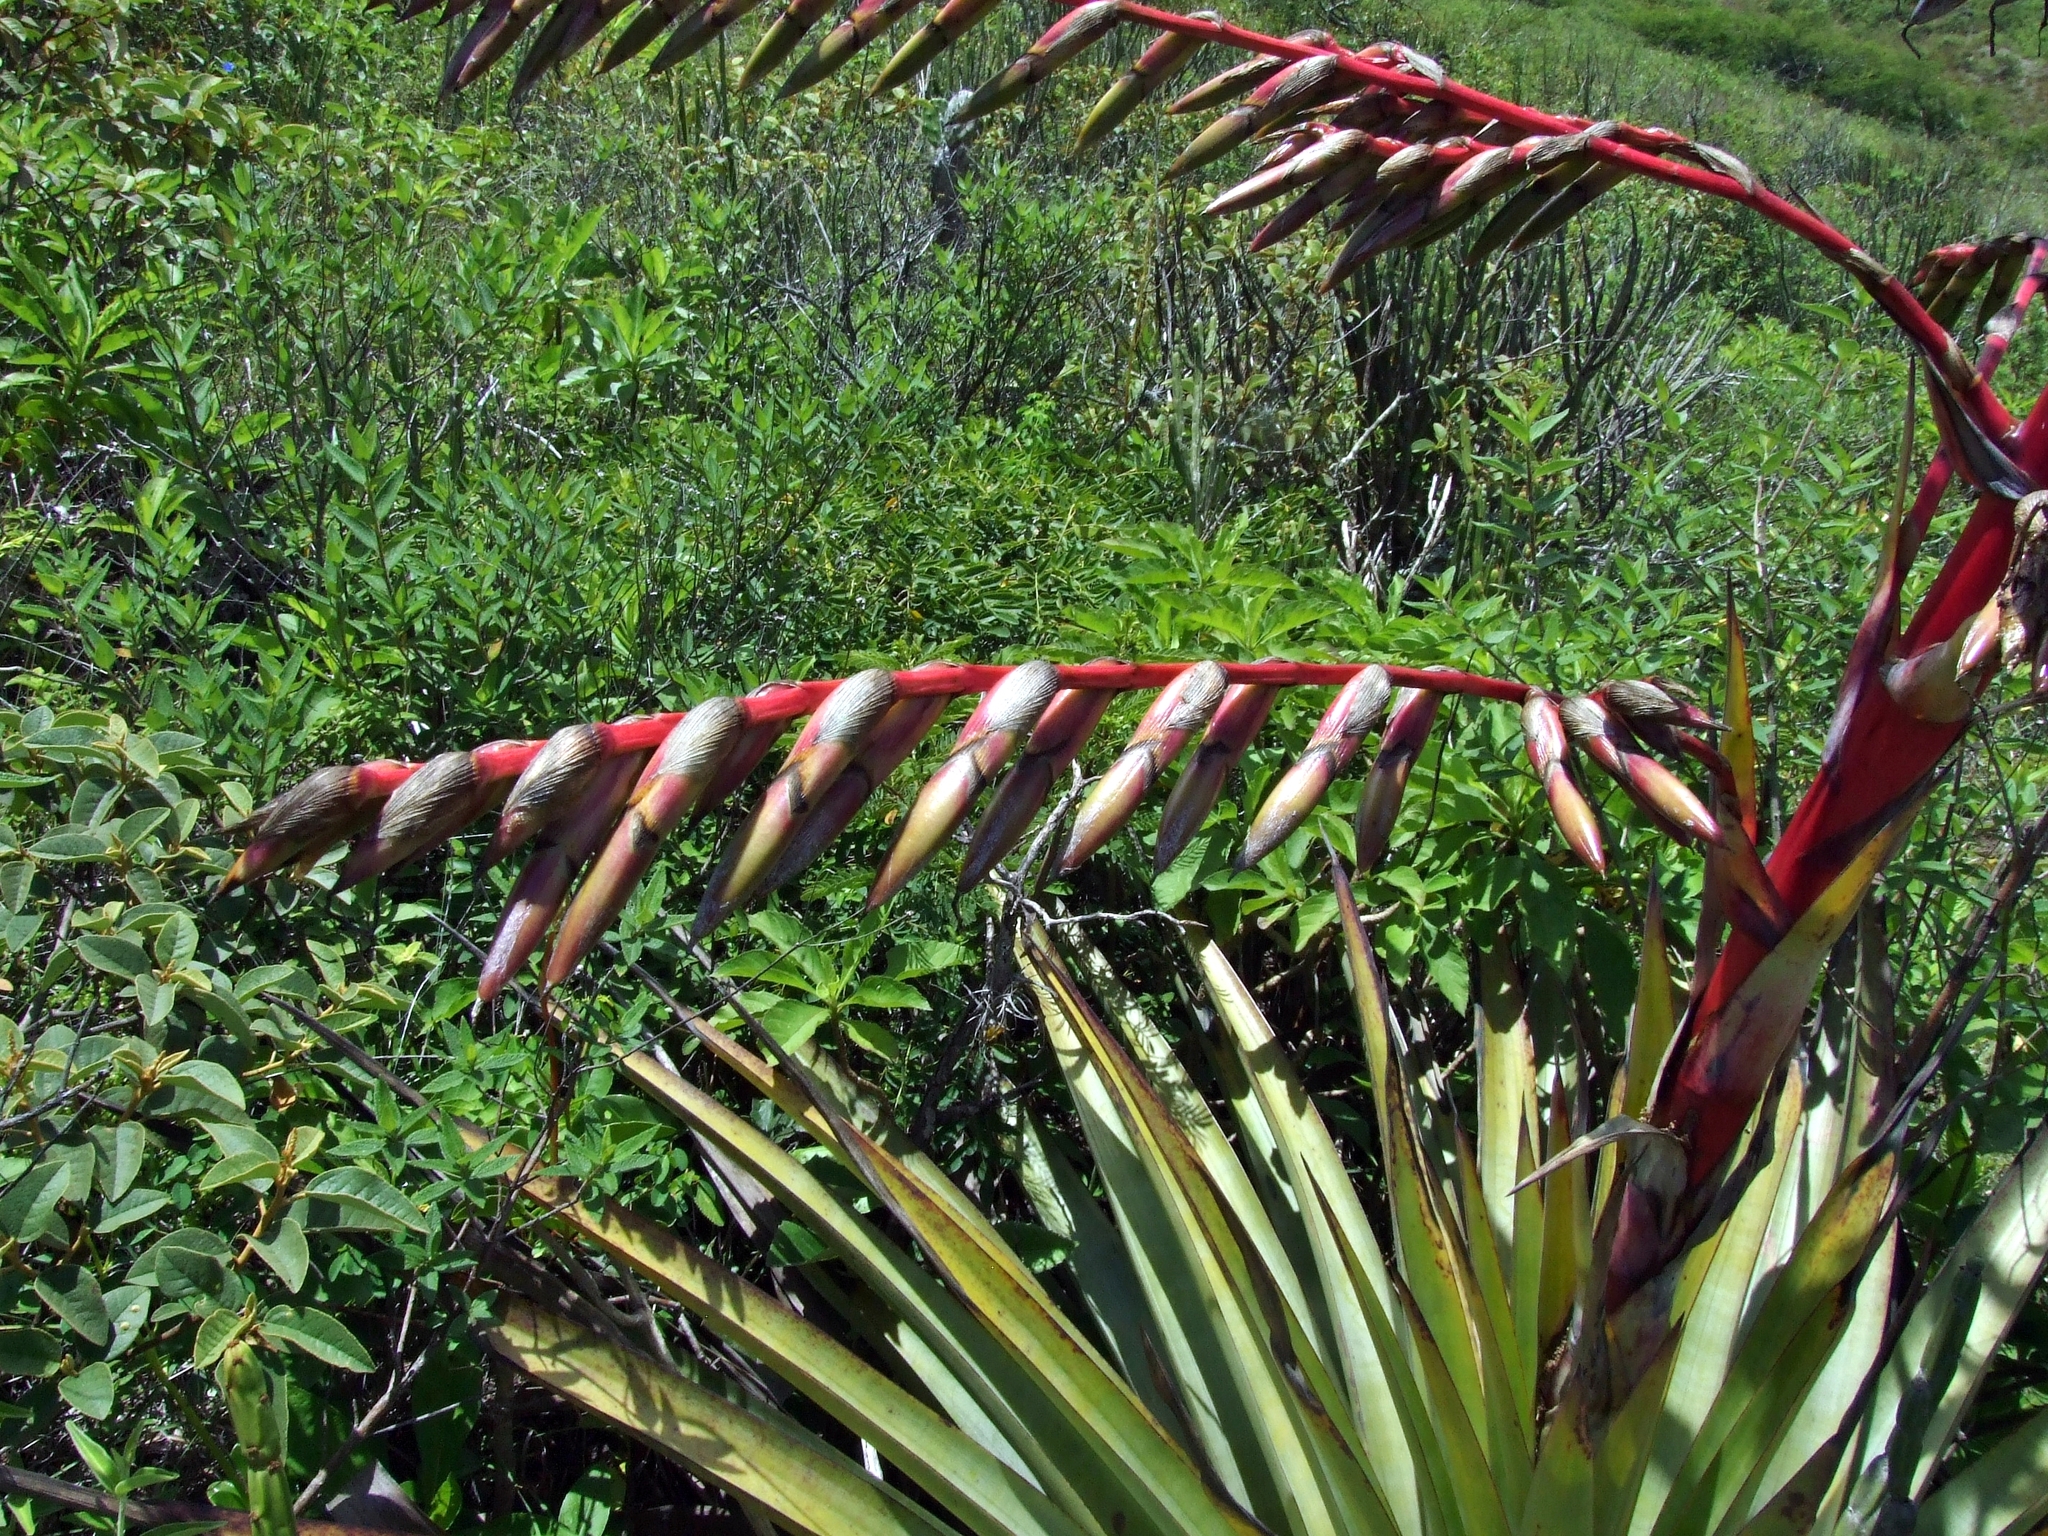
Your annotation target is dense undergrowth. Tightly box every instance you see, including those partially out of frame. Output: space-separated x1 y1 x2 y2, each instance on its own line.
2 0 2047 1525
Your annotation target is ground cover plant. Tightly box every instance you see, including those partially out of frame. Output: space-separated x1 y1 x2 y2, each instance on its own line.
4 0 2048 1528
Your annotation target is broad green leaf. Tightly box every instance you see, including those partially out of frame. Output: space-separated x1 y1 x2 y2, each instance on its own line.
843 1084 1268 1536
90 1122 146 1201
885 939 972 980
58 1362 115 1419
1523 1382 1596 1536
200 1121 283 1191
844 976 929 1011
1 1162 69 1245
486 1299 957 1536
206 1123 282 1165
135 972 178 1029
1749 1231 1894 1524
262 1306 374 1371
35 1264 110 1346
96 1187 171 1233
0 1327 63 1377
1594 1330 1683 1536
193 1307 243 1369
1016 983 1273 1514
130 1228 231 1300
302 1167 430 1233
200 1151 282 1192
1390 1280 1513 1536
153 910 199 967
1475 932 1538 1260
158 1059 246 1114
73 933 150 977
1837 898 1893 1175
30 831 109 862
102 1286 150 1361
250 1218 310 1293
717 952 814 992
235 964 316 1002
1071 933 1332 1368
1696 1276 1859 1536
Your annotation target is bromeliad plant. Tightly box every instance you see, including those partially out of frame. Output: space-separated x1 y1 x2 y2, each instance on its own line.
463 879 2048 1536
206 0 2048 1528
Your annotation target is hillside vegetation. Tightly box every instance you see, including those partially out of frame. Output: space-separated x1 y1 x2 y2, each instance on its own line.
2 0 2045 1524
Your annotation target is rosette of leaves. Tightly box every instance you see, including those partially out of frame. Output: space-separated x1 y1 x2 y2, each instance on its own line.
463 877 2048 1536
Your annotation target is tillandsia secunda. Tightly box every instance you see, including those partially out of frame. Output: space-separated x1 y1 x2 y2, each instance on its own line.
257 0 2048 1472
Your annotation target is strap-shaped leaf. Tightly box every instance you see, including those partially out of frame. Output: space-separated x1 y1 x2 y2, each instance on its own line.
1064 932 1336 1374
1860 1111 2048 1498
1333 865 1514 1536
1186 929 1425 1529
1646 1139 1897 1536
1747 1232 1895 1526
1023 942 1281 1517
1629 1061 1805 1536
1452 1140 1537 1502
1010 1109 1180 1429
1475 934 1539 1271
528 1171 1091 1536
1522 1378 1596 1536
1915 1406 2048 1536
1020 922 1395 1536
618 1047 1176 1536
1309 1177 1459 1536
484 1298 956 1536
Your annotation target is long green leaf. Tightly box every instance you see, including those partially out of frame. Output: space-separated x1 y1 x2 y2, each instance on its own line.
1629 1065 1805 1536
1861 1111 2048 1498
831 1103 1264 1536
1648 1140 1897 1536
1617 871 1677 1124
1312 1178 1459 1536
1915 1406 2048 1536
1011 1109 1179 1430
1022 923 1394 1536
1024 941 1281 1518
1747 1231 1895 1526
622 1048 1176 1536
1477 931 1539 1265
1065 932 1335 1374
538 1176 1091 1536
1186 929 1424 1530
1334 866 1514 1536
485 1298 955 1536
